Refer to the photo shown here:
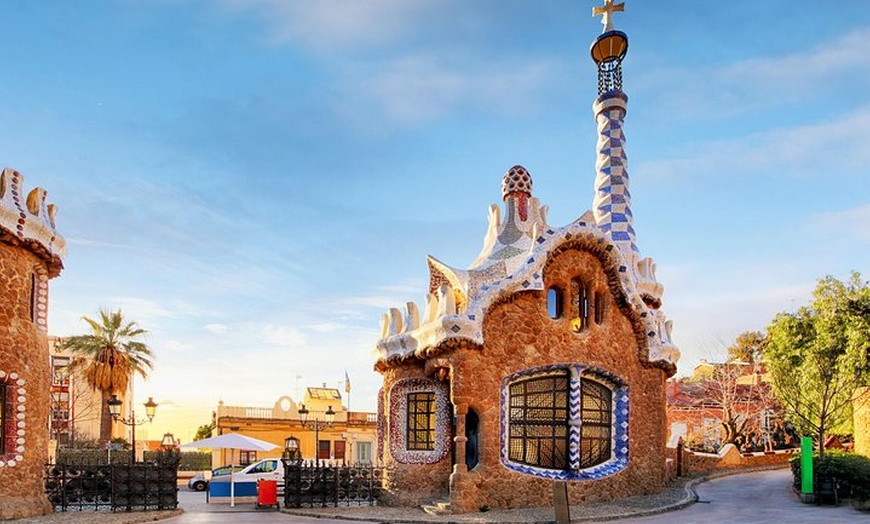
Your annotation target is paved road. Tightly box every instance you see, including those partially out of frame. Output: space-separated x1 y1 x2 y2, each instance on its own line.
620 469 860 524
167 469 864 523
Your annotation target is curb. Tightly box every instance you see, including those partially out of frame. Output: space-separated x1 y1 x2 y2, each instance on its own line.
281 465 791 523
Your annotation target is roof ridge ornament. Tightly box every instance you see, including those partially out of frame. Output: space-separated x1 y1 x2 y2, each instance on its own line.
592 0 625 33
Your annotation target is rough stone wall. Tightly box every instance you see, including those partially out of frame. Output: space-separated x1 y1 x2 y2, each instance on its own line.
855 387 870 458
445 249 668 510
678 444 797 475
379 248 671 511
378 364 452 506
0 243 53 519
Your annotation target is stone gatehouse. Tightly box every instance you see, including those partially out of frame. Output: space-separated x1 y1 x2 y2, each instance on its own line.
373 4 680 512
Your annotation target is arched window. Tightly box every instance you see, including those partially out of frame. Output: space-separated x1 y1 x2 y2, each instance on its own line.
594 291 605 325
507 371 569 469
389 378 451 464
502 365 627 480
571 279 590 331
547 287 563 319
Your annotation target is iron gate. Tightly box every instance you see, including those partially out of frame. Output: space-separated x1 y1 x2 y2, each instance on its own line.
45 453 179 511
282 460 387 508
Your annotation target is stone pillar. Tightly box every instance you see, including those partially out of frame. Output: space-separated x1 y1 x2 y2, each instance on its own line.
0 169 65 519
451 402 468 476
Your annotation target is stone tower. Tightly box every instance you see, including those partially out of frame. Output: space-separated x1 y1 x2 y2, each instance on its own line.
373 2 679 511
0 167 66 519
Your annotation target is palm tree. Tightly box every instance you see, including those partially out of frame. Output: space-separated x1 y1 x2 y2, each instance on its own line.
63 309 154 444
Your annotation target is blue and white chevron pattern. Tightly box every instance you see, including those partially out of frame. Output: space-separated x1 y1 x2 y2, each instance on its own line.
593 94 639 256
568 365 583 470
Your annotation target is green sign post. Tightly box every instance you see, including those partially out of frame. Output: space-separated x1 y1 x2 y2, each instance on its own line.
800 436 814 503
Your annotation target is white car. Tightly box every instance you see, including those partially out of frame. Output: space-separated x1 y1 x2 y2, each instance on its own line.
209 458 283 498
232 458 282 483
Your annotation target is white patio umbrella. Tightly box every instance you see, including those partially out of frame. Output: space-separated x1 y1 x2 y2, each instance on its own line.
180 433 278 507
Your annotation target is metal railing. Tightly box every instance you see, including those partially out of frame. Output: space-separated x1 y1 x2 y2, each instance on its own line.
45 451 179 511
282 460 388 508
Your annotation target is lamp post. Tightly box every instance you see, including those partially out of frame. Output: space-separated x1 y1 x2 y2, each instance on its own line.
297 404 335 466
161 432 176 451
107 394 157 462
283 436 301 461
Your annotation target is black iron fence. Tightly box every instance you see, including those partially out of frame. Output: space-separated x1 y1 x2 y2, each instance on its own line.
45 452 179 511
282 460 388 508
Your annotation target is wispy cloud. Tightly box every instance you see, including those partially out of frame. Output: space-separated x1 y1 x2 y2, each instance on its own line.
164 340 192 352
217 0 446 51
636 28 870 120
811 204 870 242
639 104 870 182
102 297 178 321
204 323 229 334
306 322 348 333
345 54 560 126
260 325 307 348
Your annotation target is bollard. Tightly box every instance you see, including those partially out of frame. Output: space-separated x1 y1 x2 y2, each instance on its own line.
800 436 814 503
553 480 570 524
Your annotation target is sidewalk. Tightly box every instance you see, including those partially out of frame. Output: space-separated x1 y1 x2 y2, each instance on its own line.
19 465 864 524
281 474 697 523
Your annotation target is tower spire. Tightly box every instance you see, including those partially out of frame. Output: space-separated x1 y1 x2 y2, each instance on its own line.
589 0 637 256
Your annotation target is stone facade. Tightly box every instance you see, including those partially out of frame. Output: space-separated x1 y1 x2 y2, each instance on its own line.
213 390 378 468
0 168 65 519
378 247 672 511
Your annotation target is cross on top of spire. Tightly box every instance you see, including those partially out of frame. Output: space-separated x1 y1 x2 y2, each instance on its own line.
593 0 625 33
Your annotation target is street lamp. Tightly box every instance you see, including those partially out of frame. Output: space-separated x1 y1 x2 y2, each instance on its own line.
107 394 158 462
283 436 301 461
161 432 176 451
297 404 335 466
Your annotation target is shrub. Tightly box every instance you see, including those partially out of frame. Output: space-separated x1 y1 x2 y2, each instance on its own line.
791 451 870 501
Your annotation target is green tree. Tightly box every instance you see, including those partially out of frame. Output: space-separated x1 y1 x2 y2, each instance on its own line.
194 423 215 442
727 330 766 364
765 272 870 457
63 309 154 444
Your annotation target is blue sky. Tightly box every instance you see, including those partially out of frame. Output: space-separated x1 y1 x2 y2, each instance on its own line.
4 1 870 442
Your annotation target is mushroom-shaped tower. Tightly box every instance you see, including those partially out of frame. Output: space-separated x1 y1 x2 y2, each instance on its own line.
0 167 66 519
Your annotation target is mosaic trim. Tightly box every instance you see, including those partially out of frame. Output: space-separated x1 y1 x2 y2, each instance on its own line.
376 222 678 375
0 370 27 468
499 363 629 481
0 168 66 275
388 378 451 464
592 95 638 255
32 264 49 332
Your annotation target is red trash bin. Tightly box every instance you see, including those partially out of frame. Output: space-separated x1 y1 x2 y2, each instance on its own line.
256 479 279 509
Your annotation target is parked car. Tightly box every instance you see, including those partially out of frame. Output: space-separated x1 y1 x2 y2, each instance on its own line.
230 458 282 484
187 465 242 492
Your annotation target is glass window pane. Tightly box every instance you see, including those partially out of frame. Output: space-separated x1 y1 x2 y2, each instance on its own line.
579 378 612 468
406 392 436 451
506 372 569 470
